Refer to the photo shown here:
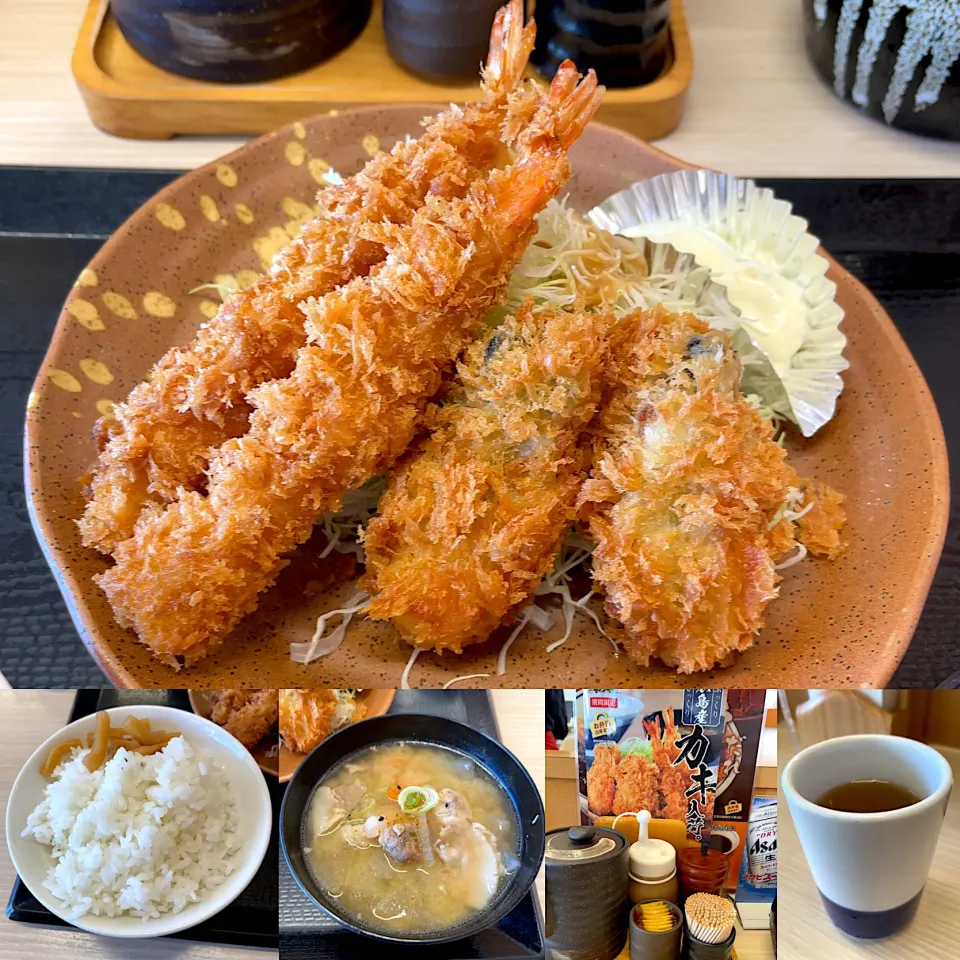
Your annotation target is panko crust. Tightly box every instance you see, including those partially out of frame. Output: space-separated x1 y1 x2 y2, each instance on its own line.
579 308 845 674
362 302 611 653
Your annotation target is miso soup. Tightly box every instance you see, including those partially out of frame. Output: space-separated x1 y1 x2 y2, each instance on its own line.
303 741 519 933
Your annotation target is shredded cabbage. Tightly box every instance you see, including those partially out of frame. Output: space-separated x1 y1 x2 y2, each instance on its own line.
188 278 238 301
401 647 421 690
290 590 370 664
504 198 731 321
318 477 387 561
533 530 618 657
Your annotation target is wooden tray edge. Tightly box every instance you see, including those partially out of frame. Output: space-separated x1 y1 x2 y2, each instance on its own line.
72 0 693 141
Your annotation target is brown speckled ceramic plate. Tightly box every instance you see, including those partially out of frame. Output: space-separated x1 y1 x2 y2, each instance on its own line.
24 106 948 689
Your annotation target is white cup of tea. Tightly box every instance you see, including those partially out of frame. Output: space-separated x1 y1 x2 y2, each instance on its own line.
781 734 953 939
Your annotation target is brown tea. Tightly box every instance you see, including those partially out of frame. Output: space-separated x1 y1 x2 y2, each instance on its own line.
816 779 920 813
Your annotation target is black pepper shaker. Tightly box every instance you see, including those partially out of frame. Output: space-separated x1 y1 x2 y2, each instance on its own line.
383 0 506 82
531 0 672 88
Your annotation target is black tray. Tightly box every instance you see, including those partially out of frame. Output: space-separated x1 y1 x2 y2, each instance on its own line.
6 688 280 948
278 689 545 960
1 168 959 688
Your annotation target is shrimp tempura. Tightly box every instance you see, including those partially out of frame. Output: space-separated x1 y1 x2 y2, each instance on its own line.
644 713 687 820
79 0 537 554
362 302 611 653
579 308 845 674
96 62 604 665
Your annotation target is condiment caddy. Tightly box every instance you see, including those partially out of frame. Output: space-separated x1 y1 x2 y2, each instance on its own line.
71 0 692 141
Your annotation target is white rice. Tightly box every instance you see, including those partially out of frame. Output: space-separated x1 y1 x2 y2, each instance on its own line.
22 736 241 920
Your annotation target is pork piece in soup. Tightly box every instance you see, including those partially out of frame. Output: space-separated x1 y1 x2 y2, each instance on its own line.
303 741 519 933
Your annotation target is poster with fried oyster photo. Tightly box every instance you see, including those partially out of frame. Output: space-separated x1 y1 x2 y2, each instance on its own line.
545 689 777 960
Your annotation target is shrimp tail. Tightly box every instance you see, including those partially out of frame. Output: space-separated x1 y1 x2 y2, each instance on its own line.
506 61 604 154
482 0 536 99
552 64 603 149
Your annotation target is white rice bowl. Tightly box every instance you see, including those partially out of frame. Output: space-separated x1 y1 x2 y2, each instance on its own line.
5 704 272 938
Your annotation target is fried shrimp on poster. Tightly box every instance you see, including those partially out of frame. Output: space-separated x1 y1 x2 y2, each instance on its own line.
96 60 604 665
578 308 846 674
362 303 611 653
612 752 660 816
79 0 537 555
586 742 620 816
644 712 688 820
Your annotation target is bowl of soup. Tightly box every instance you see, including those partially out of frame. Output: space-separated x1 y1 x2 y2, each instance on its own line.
279 714 544 943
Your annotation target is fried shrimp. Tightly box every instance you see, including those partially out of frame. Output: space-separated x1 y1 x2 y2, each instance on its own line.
578 308 845 674
644 713 687 820
79 0 537 555
361 302 610 654
96 62 604 665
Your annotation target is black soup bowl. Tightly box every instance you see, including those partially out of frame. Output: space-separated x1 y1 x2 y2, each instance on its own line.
280 713 545 944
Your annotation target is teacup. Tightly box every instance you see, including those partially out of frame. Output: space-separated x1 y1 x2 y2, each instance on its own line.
781 734 952 939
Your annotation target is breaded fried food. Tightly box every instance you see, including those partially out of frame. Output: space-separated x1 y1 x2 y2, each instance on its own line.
586 742 620 815
79 0 537 556
645 712 687 820
362 302 611 653
795 479 846 560
612 752 660 815
579 308 845 674
208 689 278 748
95 63 603 665
279 689 367 754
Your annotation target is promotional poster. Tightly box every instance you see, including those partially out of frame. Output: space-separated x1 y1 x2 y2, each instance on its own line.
576 688 766 878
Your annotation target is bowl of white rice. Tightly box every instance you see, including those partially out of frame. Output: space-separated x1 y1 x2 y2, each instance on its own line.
4 703 272 938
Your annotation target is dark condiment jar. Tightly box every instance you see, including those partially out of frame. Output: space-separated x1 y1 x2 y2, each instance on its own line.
677 847 730 901
545 825 630 960
629 900 683 960
684 926 736 960
531 0 671 89
112 0 372 84
383 0 504 82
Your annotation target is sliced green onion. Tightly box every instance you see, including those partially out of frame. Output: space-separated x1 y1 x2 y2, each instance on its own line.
351 795 376 816
397 785 439 815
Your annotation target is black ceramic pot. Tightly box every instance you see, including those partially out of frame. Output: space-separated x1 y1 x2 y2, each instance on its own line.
280 713 545 944
545 825 630 960
803 0 960 141
629 900 683 960
531 0 671 88
112 0 372 84
383 0 503 82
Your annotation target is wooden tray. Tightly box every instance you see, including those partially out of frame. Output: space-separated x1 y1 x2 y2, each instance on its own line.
72 0 693 141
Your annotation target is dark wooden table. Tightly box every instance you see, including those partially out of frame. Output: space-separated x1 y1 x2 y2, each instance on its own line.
1 170 957 688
